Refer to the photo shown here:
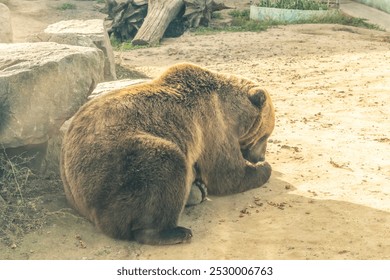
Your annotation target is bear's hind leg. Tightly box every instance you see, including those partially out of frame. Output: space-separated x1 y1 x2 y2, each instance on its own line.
119 137 193 245
133 226 192 245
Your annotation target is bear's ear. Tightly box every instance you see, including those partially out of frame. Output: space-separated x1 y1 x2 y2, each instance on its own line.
248 88 267 109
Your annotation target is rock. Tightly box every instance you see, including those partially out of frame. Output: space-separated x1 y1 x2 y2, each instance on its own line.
88 78 150 99
29 19 116 81
0 42 104 150
0 3 12 43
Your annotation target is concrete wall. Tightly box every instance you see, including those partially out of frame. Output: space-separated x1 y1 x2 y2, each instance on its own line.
354 0 390 14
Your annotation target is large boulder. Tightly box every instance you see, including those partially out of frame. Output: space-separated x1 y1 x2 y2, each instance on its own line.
0 42 104 152
29 19 116 81
0 3 12 43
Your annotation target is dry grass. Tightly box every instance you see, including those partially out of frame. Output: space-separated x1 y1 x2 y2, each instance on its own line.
0 151 63 246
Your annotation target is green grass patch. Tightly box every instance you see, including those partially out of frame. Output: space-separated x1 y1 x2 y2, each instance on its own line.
211 12 223 20
229 9 250 19
256 0 329 10
193 8 382 35
292 11 382 30
110 36 156 51
57 3 77 10
193 10 271 35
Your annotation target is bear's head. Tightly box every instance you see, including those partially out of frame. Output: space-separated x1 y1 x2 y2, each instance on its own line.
239 87 275 163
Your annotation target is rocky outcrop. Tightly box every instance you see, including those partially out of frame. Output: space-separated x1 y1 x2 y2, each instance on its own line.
0 42 104 151
0 3 12 43
29 19 116 81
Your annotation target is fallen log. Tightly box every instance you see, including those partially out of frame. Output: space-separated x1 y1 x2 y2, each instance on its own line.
105 0 231 45
132 0 184 46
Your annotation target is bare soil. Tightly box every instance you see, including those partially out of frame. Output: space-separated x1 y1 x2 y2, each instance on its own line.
1 0 389 259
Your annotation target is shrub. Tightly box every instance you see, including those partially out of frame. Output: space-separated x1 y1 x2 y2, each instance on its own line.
257 0 329 10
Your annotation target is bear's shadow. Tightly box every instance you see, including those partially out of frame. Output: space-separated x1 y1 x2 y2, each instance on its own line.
182 170 294 224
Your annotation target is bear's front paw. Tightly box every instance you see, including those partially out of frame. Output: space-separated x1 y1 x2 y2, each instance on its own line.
255 161 272 181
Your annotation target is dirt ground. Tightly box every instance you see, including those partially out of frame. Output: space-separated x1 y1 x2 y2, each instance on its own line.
1 0 389 259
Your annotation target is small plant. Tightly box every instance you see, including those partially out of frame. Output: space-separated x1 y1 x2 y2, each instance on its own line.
228 9 272 31
211 12 223 20
0 152 37 245
120 42 149 51
110 35 155 51
257 0 328 10
193 9 270 34
229 9 250 19
57 2 77 11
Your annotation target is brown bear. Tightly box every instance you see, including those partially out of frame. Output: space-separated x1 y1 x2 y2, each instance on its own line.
60 63 275 245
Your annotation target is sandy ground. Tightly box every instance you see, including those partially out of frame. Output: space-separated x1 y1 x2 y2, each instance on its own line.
1 0 390 259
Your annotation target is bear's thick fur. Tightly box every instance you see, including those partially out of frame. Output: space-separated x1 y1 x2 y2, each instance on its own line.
60 63 275 245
